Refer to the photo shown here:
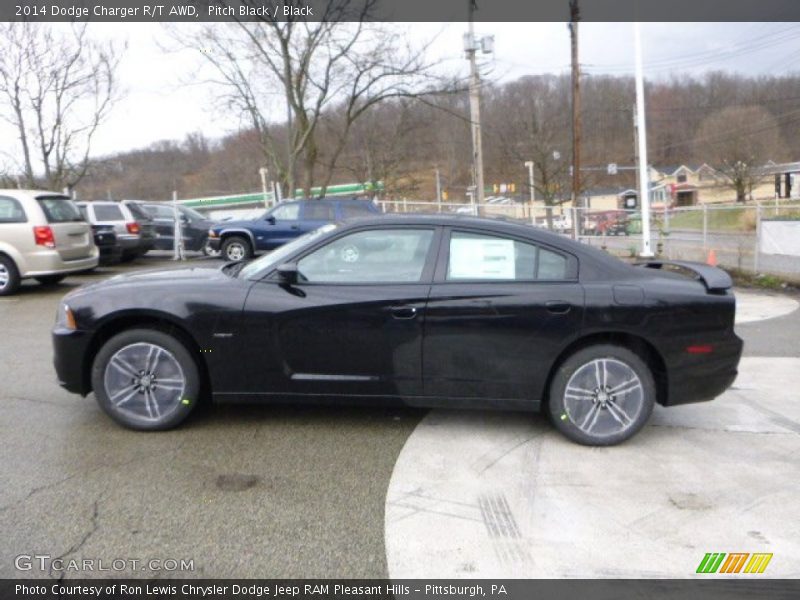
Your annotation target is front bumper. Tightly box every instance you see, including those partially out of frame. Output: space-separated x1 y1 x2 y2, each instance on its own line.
52 327 92 395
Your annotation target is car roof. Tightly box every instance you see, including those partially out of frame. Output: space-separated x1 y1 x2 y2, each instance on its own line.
0 189 71 201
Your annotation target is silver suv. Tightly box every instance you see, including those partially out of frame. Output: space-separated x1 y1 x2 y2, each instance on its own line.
0 190 98 296
76 201 155 262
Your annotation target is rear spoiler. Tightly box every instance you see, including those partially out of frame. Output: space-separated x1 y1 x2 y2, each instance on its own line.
635 260 732 292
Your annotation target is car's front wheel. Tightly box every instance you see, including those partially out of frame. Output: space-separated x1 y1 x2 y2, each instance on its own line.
91 328 200 431
221 236 252 262
548 344 655 446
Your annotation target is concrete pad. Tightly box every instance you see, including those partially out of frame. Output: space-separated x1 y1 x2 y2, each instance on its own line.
385 357 800 578
735 290 798 324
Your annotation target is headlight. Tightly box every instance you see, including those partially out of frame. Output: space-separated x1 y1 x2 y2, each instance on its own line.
208 229 219 238
55 302 77 330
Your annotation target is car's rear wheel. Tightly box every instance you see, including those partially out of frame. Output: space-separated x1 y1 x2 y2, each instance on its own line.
92 328 200 431
548 344 655 446
35 274 65 285
0 255 20 296
221 236 252 262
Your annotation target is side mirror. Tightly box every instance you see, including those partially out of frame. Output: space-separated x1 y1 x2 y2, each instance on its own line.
266 215 276 225
276 262 299 284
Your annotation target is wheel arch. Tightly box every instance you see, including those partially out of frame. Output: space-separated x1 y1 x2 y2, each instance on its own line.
543 331 668 409
219 229 255 248
82 312 210 400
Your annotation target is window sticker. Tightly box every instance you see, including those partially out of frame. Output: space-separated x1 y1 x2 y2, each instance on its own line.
449 237 515 279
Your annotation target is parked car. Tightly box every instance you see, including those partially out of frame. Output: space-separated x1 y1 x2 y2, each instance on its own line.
207 198 381 261
76 201 155 262
53 214 742 445
592 210 629 236
126 201 217 255
0 190 98 296
91 225 122 265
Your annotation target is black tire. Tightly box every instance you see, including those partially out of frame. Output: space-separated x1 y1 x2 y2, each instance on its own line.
200 237 220 257
35 274 66 286
0 254 21 296
120 252 137 263
221 235 252 262
91 328 200 431
547 344 655 446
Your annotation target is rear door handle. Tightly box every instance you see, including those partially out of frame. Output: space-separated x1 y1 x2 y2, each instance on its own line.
390 306 418 320
546 301 572 314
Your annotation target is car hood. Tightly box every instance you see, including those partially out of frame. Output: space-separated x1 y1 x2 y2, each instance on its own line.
64 265 231 299
213 219 258 230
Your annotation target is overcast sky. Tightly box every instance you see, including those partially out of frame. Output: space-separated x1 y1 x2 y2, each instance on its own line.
5 22 800 162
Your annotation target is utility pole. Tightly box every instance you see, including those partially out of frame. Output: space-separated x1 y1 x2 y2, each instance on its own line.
634 22 654 257
569 0 581 240
466 0 487 207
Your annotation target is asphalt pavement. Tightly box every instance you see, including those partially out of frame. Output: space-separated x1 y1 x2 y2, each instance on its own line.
0 254 798 578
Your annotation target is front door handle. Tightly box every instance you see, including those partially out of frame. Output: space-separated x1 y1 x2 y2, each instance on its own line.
390 306 418 320
290 225 300 230
546 301 572 314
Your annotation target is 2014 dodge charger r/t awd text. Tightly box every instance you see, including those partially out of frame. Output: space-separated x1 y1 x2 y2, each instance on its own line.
52 215 743 445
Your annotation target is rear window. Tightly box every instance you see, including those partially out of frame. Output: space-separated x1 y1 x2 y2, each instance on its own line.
0 196 27 223
125 202 152 221
36 196 84 223
93 204 125 221
340 202 376 218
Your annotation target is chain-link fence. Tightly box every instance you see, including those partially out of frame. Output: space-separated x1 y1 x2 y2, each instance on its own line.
376 198 800 279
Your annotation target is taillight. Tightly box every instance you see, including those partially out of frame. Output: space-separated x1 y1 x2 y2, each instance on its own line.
33 226 56 248
126 222 140 234
686 344 714 354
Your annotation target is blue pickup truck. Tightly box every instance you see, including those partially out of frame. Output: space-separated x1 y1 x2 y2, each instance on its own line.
207 198 381 261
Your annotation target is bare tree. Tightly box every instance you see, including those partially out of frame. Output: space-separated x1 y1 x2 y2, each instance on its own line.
695 105 787 202
177 8 442 198
0 23 122 192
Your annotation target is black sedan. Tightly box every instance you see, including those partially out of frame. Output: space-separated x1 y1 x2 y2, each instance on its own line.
52 215 743 445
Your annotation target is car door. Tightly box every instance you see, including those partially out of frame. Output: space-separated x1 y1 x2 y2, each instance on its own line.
423 228 584 404
144 204 175 250
240 226 441 399
256 202 302 250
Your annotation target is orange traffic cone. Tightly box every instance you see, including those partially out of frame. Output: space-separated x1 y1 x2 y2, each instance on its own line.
706 249 717 266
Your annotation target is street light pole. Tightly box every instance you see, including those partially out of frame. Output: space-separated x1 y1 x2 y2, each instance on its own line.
634 22 654 257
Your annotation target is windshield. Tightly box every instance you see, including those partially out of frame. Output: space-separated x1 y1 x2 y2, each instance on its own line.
239 223 337 280
181 205 206 221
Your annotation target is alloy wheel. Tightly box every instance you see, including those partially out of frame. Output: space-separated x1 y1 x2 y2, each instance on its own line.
103 342 186 423
563 358 644 439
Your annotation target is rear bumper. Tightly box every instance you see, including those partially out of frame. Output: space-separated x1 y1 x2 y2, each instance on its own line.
664 333 744 406
52 327 92 395
21 249 99 278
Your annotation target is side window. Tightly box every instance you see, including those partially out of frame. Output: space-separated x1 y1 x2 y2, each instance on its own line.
270 203 300 221
446 231 568 281
0 196 27 223
303 202 335 220
297 228 434 283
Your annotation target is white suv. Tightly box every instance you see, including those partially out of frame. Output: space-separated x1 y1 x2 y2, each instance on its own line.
0 190 98 296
